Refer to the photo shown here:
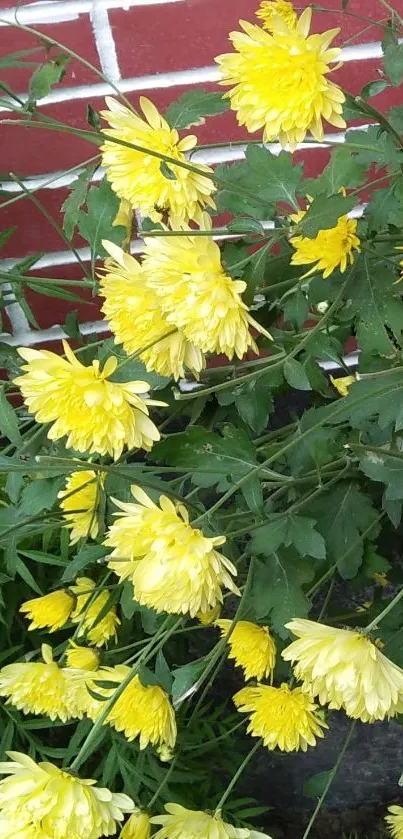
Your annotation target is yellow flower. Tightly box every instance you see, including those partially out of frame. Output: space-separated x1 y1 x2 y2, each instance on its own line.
234 682 326 751
216 619 276 681
373 571 389 588
105 485 239 617
290 203 360 279
106 668 177 750
101 96 215 226
120 811 151 839
386 805 403 839
151 804 255 839
99 241 205 381
14 342 164 460
65 642 100 671
282 618 403 722
256 0 297 31
142 220 261 359
216 8 345 149
0 751 134 839
58 469 103 544
0 644 76 722
329 374 356 397
197 604 221 625
114 198 133 250
19 589 74 632
70 577 120 647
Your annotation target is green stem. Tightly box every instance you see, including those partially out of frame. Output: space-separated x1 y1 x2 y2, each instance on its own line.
69 616 179 771
214 739 262 813
301 721 357 839
0 155 100 210
365 587 403 632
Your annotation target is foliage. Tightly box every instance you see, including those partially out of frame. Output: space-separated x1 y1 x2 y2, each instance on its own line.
1 5 403 839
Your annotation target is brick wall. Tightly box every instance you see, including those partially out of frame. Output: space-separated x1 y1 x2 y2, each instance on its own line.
0 0 397 351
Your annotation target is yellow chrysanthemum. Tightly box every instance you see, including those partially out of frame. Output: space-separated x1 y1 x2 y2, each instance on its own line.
20 589 74 632
70 577 120 647
329 374 356 397
14 342 164 460
0 644 76 722
114 198 134 250
216 8 346 148
105 668 177 750
197 604 221 625
99 241 205 381
282 618 403 722
217 619 276 681
105 485 239 617
234 682 327 751
120 811 151 839
142 221 261 359
0 751 134 839
256 0 297 31
386 805 403 839
290 203 360 279
65 642 100 671
151 804 256 839
101 96 215 226
58 470 103 544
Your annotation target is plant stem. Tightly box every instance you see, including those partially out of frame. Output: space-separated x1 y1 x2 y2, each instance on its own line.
365 587 403 632
69 616 179 771
301 721 357 839
215 739 262 813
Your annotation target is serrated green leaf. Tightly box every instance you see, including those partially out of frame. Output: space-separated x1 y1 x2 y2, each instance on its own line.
165 88 228 129
305 147 366 197
0 386 21 446
77 179 125 261
62 166 97 240
299 193 356 238
284 358 312 391
283 289 309 330
383 37 403 86
19 477 63 517
28 55 69 102
245 145 303 209
250 551 315 637
340 254 403 355
361 79 390 99
308 482 380 579
345 125 403 170
251 515 325 559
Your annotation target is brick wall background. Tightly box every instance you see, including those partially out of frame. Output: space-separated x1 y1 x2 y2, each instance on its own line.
0 0 397 351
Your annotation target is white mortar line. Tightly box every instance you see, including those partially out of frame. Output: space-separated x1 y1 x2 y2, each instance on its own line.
3 290 32 335
0 36 392 113
2 125 375 193
90 1 120 82
0 0 185 26
0 318 110 347
0 205 366 272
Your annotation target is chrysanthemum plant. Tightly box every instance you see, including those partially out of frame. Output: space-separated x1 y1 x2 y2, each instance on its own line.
2 2 403 838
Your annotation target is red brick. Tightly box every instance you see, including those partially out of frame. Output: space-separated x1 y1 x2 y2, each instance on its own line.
110 0 385 79
0 15 100 92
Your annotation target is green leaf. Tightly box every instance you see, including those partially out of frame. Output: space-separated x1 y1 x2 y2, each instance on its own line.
15 555 42 594
308 482 380 579
306 146 366 196
245 145 303 209
28 55 69 103
120 581 136 619
0 386 21 445
171 658 206 706
251 516 325 559
62 167 97 240
233 378 274 434
155 650 173 693
304 771 333 799
19 477 63 517
250 551 315 637
165 88 228 129
226 218 265 235
99 339 170 390
345 125 402 170
340 254 403 355
299 193 356 238
77 179 126 261
160 161 177 180
361 79 390 99
359 450 403 502
61 545 108 582
383 36 403 86
283 289 309 330
284 358 312 391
